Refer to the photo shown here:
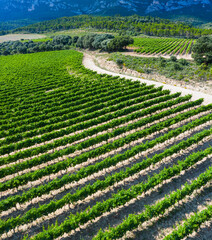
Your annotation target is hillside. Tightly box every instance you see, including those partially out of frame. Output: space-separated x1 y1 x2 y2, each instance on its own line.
10 15 212 39
0 0 212 23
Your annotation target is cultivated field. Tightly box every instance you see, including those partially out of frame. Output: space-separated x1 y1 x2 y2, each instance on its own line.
132 37 195 57
0 50 211 240
0 34 46 43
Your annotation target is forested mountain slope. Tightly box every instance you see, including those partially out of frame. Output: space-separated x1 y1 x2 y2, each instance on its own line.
0 0 211 22
12 15 212 38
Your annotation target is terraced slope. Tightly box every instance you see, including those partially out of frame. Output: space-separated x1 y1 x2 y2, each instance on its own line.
0 50 211 240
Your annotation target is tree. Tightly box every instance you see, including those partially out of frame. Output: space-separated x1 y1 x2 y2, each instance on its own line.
192 36 212 65
76 34 115 51
17 46 27 54
73 36 79 44
53 35 72 45
83 34 97 49
76 36 85 48
107 36 134 51
92 34 114 49
101 39 112 51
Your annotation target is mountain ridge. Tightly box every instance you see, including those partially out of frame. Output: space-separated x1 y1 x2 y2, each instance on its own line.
0 0 211 22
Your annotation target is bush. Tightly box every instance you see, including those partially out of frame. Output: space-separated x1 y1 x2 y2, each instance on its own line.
144 68 152 74
170 56 177 62
116 59 124 65
2 50 10 55
76 36 84 48
159 57 166 67
101 39 111 51
17 46 27 54
83 34 97 49
179 59 188 66
73 36 79 44
76 34 114 50
75 34 132 52
199 63 208 70
178 74 184 80
192 36 212 65
172 63 183 71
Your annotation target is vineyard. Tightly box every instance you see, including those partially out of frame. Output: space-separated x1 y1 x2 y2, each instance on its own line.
132 37 195 56
0 50 211 240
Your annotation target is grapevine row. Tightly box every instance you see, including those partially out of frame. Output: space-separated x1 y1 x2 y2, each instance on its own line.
0 106 210 192
29 148 212 240
0 93 184 166
0 97 201 179
93 167 212 240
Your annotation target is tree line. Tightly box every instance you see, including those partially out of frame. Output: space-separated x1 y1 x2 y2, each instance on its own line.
0 34 134 56
76 34 133 51
11 15 212 38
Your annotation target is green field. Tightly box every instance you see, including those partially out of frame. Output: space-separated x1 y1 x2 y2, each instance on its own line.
0 50 211 240
21 37 52 42
132 37 196 55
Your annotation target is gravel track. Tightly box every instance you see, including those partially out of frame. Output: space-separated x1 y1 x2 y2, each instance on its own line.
82 53 212 105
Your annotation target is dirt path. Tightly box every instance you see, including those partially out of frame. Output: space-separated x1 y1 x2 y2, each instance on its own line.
0 34 46 43
82 53 212 105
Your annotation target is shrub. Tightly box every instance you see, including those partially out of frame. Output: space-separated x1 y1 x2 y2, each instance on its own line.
170 56 177 62
116 59 124 65
173 63 183 71
179 59 188 66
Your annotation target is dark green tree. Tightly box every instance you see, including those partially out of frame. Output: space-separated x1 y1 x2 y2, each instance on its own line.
53 35 72 45
192 36 212 65
107 36 134 51
73 36 79 44
101 39 111 51
92 34 114 49
83 34 97 49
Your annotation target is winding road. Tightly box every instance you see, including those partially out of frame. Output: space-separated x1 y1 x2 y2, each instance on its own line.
83 53 212 105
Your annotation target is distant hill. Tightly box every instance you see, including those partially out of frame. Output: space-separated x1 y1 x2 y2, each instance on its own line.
0 20 37 31
12 15 212 39
0 0 211 24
